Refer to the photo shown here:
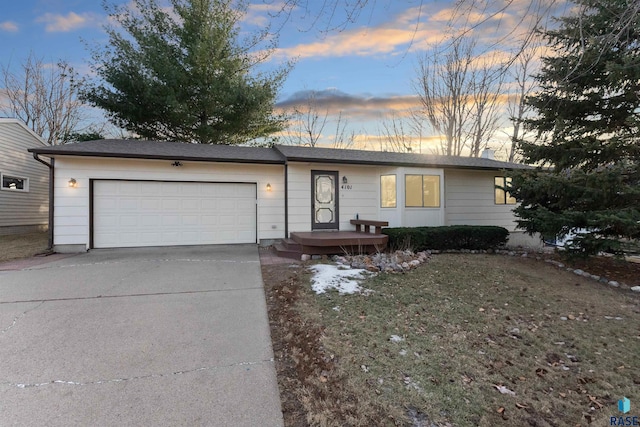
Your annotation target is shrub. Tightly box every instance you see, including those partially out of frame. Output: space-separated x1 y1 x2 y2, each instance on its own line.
382 225 509 251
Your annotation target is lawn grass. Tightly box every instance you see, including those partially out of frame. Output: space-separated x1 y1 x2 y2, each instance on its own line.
0 231 49 262
301 254 640 426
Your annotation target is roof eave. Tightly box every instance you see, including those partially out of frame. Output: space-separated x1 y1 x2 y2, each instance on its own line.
284 157 524 170
27 148 285 165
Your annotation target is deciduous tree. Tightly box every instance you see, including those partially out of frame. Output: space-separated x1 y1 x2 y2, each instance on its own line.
1 53 84 145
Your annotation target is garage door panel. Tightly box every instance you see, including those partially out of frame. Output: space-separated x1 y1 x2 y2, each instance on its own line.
93 181 256 248
119 199 139 210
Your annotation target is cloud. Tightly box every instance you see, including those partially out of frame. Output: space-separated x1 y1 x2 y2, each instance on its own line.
276 89 422 119
244 2 290 26
0 21 19 32
271 4 448 59
36 11 101 32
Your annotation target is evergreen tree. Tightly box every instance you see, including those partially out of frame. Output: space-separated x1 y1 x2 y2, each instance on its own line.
510 0 640 256
82 0 288 144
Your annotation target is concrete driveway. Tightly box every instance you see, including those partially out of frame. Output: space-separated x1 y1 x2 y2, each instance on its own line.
0 245 284 427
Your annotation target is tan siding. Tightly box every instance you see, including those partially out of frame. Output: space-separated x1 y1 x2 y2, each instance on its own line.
0 121 49 228
444 169 518 230
53 157 285 248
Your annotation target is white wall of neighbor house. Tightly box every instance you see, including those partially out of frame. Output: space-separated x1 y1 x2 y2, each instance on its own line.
0 120 49 233
52 156 285 249
444 169 519 229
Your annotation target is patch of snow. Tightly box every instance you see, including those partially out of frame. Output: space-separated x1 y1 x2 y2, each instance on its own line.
390 335 405 343
308 264 374 294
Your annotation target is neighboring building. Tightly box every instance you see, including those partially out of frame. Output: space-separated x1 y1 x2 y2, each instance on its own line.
0 118 49 235
29 140 539 252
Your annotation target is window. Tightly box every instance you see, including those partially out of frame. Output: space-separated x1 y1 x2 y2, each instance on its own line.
495 177 516 205
405 175 440 207
1 173 29 192
380 175 396 208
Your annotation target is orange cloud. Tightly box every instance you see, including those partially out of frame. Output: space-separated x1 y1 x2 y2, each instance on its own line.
36 12 101 32
0 21 18 32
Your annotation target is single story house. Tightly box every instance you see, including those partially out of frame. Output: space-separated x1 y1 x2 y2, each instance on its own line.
0 118 50 235
29 140 538 253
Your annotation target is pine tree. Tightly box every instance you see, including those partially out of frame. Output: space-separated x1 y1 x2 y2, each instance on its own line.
510 0 640 256
82 0 288 144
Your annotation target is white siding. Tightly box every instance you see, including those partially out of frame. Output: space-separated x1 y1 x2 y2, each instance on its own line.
444 169 518 230
0 120 49 229
392 167 445 227
287 163 380 233
53 157 284 249
287 164 446 232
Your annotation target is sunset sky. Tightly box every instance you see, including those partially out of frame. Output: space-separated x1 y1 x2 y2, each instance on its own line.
0 0 568 156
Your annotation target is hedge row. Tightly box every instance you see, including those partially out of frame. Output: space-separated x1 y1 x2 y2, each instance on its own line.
382 225 509 251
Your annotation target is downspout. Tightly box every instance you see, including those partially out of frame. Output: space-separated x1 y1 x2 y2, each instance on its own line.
33 153 54 250
284 162 289 238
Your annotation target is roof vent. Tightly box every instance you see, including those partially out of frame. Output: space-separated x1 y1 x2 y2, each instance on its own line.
481 148 495 160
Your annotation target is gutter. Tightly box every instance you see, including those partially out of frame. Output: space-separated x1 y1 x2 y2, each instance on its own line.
32 153 54 250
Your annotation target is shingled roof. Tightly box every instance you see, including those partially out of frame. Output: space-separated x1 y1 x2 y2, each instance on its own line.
273 145 530 170
29 139 284 164
29 139 530 170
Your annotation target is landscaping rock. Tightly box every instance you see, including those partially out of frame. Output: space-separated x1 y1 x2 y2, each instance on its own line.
608 281 620 288
631 286 640 293
573 269 584 276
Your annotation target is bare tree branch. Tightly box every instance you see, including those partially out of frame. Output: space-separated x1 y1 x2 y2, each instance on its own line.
1 53 84 145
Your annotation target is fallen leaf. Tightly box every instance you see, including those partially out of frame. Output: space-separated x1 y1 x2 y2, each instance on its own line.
479 308 485 312
497 407 505 414
515 402 528 409
559 392 567 398
319 375 327 383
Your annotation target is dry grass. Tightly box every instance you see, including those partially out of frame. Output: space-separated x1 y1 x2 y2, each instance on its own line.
0 232 49 262
291 254 640 426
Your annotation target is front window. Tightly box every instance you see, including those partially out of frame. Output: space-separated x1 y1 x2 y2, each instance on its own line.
405 175 440 207
1 174 29 192
380 175 396 208
495 176 516 204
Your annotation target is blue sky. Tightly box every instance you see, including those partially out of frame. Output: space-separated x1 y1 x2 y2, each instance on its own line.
0 0 562 154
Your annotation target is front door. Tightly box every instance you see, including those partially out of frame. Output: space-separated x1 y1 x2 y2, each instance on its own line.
311 170 339 230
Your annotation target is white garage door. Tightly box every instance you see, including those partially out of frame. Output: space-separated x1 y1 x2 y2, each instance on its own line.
93 180 257 248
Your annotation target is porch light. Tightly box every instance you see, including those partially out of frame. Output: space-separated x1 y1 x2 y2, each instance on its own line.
68 178 77 188
266 183 272 192
342 176 348 184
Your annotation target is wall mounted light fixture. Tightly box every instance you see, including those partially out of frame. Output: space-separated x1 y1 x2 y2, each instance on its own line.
266 183 272 192
68 178 77 188
342 176 348 184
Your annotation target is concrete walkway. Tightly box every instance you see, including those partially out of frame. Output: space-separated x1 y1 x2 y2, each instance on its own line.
0 245 284 427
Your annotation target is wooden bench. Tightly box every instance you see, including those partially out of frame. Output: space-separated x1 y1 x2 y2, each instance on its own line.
350 219 389 235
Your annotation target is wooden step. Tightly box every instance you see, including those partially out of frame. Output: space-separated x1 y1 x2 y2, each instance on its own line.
281 238 302 251
274 243 302 260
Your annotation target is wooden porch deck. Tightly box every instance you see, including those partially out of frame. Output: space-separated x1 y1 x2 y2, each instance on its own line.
274 230 389 258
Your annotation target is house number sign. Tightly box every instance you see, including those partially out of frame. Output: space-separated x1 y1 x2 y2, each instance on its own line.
341 184 353 190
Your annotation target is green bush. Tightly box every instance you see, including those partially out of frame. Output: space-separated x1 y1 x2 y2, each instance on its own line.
382 225 509 251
